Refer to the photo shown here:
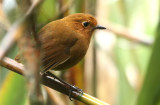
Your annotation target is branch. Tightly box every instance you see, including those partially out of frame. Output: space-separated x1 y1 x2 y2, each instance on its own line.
0 20 26 60
0 57 110 105
107 24 153 46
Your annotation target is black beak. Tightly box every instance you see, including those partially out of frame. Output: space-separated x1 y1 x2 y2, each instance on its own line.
94 25 106 30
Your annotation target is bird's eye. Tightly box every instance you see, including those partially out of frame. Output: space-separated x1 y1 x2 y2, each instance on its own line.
82 21 90 27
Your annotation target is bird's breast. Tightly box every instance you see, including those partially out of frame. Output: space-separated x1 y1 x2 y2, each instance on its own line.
55 36 90 70
71 37 89 59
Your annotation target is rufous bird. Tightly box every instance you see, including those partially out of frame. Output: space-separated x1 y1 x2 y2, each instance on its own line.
39 13 106 72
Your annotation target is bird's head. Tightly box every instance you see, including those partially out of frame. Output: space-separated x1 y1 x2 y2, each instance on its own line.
63 13 106 39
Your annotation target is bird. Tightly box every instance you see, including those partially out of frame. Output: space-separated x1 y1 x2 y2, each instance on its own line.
14 13 106 99
38 13 106 73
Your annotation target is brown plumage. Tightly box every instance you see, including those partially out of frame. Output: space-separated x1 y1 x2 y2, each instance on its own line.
38 13 106 72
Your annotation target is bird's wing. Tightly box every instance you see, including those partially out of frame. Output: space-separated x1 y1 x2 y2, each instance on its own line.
38 21 78 72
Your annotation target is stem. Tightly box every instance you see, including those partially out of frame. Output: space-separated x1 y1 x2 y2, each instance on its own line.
0 57 110 105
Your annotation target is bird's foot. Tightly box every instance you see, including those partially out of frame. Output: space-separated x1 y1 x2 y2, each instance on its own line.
68 85 83 101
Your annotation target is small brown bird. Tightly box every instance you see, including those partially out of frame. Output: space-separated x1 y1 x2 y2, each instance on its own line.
39 13 106 72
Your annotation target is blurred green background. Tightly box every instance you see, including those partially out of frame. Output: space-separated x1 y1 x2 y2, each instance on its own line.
0 0 159 105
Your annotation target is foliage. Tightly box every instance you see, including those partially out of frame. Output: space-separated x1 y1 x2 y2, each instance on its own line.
0 0 159 105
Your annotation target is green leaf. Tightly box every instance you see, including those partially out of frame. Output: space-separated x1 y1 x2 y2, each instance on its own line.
0 71 27 105
136 21 160 105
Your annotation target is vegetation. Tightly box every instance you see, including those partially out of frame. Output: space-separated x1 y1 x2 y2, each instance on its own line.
0 0 159 105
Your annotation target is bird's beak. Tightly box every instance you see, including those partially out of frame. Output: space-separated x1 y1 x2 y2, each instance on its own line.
94 25 106 30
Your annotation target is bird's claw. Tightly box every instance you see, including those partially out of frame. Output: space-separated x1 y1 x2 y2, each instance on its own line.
68 85 83 101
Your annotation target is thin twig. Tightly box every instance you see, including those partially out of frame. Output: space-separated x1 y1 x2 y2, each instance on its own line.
0 20 26 60
25 0 42 17
0 57 110 105
107 24 153 46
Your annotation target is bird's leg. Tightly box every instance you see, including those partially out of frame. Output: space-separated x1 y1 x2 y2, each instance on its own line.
43 71 83 100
